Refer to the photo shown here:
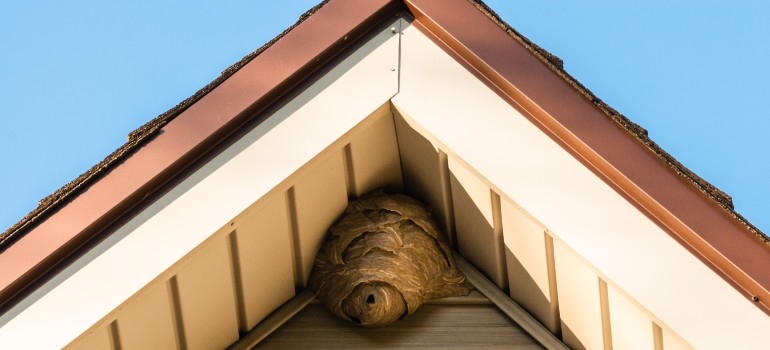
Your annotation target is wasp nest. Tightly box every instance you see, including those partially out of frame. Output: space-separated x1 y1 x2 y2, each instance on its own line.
307 190 472 328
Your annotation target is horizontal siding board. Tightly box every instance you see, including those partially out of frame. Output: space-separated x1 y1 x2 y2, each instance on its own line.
259 303 543 349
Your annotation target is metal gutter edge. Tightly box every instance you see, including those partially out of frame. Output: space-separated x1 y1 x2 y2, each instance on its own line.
0 0 403 312
404 0 770 315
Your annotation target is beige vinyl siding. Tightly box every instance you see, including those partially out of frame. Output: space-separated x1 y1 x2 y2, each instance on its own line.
502 200 560 334
0 18 402 350
65 103 405 349
552 242 605 350
392 19 758 349
11 15 759 350
449 157 508 290
232 194 295 332
116 283 178 350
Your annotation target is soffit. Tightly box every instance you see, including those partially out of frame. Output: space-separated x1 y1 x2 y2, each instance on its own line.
0 18 403 349
0 0 403 310
0 0 768 330
404 0 770 315
1 13 765 348
391 19 770 348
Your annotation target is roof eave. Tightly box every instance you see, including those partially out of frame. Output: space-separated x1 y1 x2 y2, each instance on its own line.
404 0 770 315
0 0 403 311
3 0 769 318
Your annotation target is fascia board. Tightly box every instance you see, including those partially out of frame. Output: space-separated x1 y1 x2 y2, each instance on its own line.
391 21 770 349
0 19 401 349
404 0 770 316
0 0 401 308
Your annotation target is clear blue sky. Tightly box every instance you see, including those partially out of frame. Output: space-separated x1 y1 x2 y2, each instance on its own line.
1 1 767 234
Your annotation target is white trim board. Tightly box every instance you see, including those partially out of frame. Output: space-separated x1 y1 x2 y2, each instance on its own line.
1 15 767 350
391 21 769 349
0 19 402 349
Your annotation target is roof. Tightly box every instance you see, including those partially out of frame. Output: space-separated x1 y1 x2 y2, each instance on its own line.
0 0 332 250
0 0 401 307
1 0 769 317
469 0 763 240
413 0 756 236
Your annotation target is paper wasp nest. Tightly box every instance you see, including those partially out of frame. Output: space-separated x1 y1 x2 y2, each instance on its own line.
308 191 472 328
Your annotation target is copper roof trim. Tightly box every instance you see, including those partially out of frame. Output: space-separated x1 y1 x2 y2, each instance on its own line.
0 0 401 308
467 0 759 238
0 1 335 249
404 0 770 314
2 0 768 318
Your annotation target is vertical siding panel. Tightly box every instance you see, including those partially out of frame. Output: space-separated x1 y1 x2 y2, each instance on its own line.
607 285 655 350
228 232 248 334
347 106 403 196
554 241 604 350
108 321 121 350
437 150 456 246
168 276 186 349
292 152 348 286
342 144 357 196
663 327 696 350
65 326 111 350
449 158 506 288
501 199 558 333
175 239 239 350
653 323 664 350
598 279 613 350
393 112 453 236
117 284 177 350
234 194 295 331
544 233 561 335
286 186 303 289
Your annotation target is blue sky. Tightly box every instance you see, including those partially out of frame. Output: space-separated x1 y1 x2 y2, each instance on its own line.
1 1 767 233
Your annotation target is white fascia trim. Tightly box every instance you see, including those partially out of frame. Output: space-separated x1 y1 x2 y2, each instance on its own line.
390 22 770 349
0 19 403 349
